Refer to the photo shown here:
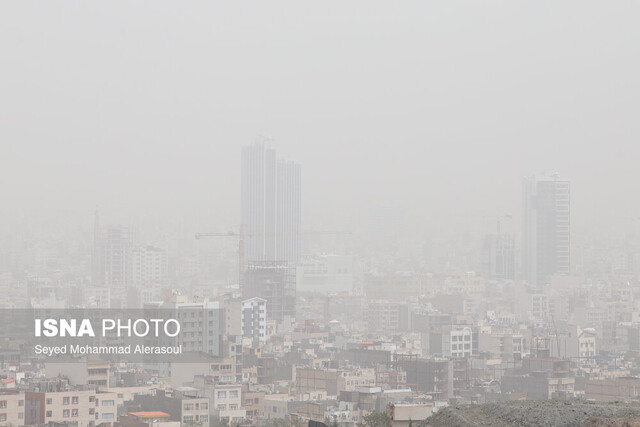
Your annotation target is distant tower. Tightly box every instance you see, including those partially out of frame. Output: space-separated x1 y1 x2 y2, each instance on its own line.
276 159 301 267
93 216 136 287
481 216 515 281
241 138 301 267
241 137 277 265
92 208 103 286
102 225 136 287
522 174 570 286
241 138 301 323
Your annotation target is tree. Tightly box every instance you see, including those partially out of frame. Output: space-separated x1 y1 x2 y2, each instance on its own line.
358 411 392 427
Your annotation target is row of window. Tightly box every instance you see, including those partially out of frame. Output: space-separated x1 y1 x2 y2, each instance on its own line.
217 390 239 399
183 402 208 410
216 404 238 410
0 413 24 421
0 400 23 409
183 414 208 422
211 364 233 371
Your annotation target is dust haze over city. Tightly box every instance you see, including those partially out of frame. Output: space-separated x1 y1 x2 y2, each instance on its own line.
2 2 640 427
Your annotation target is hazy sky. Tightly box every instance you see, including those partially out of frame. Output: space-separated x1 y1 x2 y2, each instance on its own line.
2 1 639 233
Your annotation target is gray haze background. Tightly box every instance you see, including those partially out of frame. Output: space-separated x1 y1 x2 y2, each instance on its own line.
2 1 639 239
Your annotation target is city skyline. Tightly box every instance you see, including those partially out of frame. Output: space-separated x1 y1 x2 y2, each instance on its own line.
2 2 640 425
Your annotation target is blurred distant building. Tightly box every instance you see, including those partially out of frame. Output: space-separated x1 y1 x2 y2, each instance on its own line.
481 229 515 281
296 254 353 294
241 139 301 321
243 261 295 323
241 138 301 268
131 245 168 286
242 139 277 264
92 215 136 287
522 174 570 286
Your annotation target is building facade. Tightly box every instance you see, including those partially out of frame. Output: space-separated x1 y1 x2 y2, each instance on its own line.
522 174 570 286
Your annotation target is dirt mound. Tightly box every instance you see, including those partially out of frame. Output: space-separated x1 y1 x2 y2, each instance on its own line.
421 401 640 427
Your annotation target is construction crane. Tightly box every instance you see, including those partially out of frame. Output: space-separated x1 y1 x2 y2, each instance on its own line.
195 229 352 285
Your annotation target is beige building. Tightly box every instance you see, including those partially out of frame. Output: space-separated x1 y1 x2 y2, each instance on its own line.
211 384 244 424
387 403 434 427
296 367 376 397
0 390 25 427
242 391 264 420
25 389 118 427
219 297 243 336
262 394 289 420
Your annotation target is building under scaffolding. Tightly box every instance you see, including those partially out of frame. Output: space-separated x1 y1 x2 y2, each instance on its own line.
243 261 295 324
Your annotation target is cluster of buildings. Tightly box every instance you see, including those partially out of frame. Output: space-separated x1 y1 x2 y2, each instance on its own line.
3 142 640 427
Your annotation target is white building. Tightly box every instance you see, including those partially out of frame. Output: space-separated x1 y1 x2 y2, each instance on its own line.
422 327 473 359
242 297 267 344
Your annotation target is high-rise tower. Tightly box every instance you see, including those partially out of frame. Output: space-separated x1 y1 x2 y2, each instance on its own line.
241 138 301 267
276 159 301 267
241 138 277 264
522 174 570 286
241 138 301 323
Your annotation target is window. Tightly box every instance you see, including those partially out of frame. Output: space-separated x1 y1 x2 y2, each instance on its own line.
90 408 95 415
89 396 95 403
184 403 194 410
0 414 6 422
46 398 53 405
46 411 52 417
117 394 123 399
184 415 194 423
102 413 114 420
72 409 79 417
102 400 114 406
72 396 79 404
229 390 238 398
18 412 24 419
230 404 238 410
200 403 208 410
201 415 209 423
217 404 226 410
0 400 6 408
63 397 70 405
63 409 70 417
18 400 24 407
217 391 227 399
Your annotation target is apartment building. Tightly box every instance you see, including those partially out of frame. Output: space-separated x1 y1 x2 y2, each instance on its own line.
296 368 376 397
367 301 409 333
25 389 118 427
242 297 267 344
422 327 473 359
242 390 264 420
0 390 24 427
211 384 244 424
